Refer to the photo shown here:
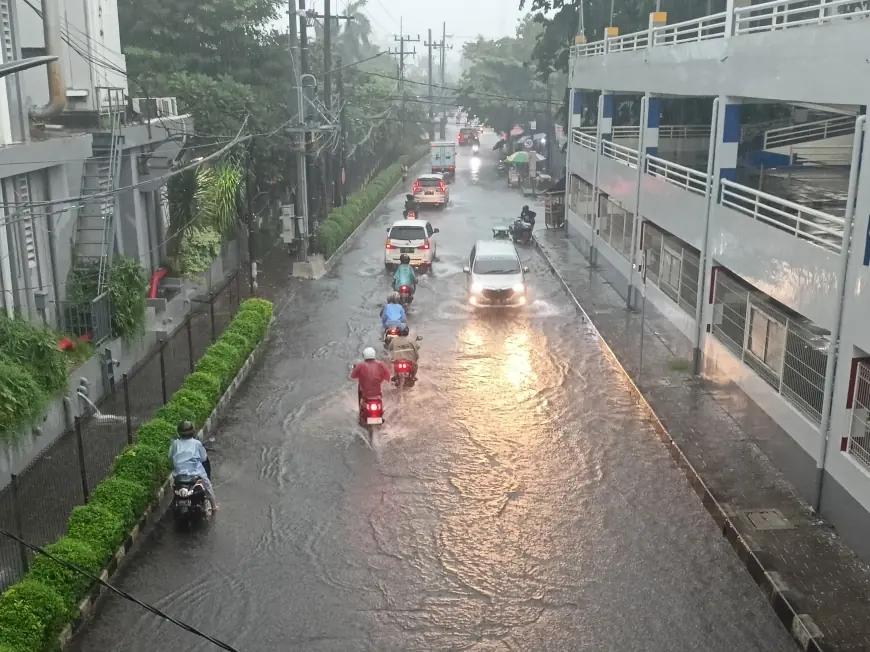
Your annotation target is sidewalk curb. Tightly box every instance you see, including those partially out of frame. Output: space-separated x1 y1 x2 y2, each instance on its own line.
324 151 429 273
533 237 827 652
58 320 273 650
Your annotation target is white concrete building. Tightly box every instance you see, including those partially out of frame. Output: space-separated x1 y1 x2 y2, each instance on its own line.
0 0 192 333
564 0 870 561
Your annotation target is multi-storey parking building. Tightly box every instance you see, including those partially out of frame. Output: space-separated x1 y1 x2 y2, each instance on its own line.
564 0 870 560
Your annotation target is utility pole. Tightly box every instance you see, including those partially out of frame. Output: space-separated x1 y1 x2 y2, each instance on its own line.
336 55 346 206
289 0 310 262
439 23 453 139
425 29 434 141
390 21 419 145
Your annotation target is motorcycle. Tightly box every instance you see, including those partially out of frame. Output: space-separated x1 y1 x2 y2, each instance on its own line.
392 360 415 388
496 160 507 177
472 144 480 154
509 218 534 246
383 324 402 348
359 395 385 443
397 284 414 306
172 469 211 526
404 209 417 219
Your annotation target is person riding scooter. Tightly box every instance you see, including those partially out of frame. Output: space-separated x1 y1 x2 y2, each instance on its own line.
510 205 536 245
401 164 409 182
381 292 407 330
350 347 391 422
403 194 418 218
393 254 417 298
387 323 420 383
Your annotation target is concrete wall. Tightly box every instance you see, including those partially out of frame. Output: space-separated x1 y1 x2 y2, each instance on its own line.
570 20 870 106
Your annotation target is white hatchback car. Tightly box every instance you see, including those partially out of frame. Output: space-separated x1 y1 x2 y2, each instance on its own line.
413 174 449 208
384 220 439 271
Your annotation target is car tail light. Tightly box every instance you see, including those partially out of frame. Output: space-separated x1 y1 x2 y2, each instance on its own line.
449 166 455 171
385 239 396 249
417 239 430 250
399 286 409 293
413 181 420 192
439 182 446 191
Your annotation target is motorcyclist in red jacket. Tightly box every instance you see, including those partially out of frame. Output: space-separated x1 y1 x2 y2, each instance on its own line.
350 347 391 418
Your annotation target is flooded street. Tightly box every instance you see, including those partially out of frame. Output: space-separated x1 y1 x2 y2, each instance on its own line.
77 131 796 652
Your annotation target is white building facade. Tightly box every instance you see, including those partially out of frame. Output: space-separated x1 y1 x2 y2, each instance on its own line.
565 0 870 561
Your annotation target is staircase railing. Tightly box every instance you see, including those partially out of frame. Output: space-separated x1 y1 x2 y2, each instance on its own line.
763 115 856 149
93 87 125 293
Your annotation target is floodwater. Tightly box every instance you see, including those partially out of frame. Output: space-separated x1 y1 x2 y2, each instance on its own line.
75 128 796 652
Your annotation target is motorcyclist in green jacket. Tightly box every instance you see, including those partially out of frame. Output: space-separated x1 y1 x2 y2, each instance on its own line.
393 254 417 293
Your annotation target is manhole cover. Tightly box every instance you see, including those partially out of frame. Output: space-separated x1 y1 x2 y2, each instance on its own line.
743 509 793 530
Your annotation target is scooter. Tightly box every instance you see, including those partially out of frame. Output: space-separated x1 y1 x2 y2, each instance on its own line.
509 217 534 246
397 284 414 307
172 456 212 527
359 395 384 444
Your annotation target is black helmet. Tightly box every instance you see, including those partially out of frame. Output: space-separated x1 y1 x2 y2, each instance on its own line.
522 205 529 212
397 323 410 336
406 194 414 200
399 254 410 264
178 420 196 438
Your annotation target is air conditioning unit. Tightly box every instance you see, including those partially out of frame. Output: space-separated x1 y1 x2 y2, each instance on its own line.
131 97 178 118
281 204 295 243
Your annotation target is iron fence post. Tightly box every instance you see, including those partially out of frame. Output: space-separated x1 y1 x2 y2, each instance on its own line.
209 298 217 343
10 474 29 573
123 373 133 445
186 318 194 372
159 344 168 405
74 418 90 502
235 267 241 303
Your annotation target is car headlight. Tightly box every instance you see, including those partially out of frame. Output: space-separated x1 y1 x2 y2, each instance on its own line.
471 283 483 294
513 284 525 293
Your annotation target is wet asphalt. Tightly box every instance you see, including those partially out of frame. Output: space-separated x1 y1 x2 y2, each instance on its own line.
75 128 797 652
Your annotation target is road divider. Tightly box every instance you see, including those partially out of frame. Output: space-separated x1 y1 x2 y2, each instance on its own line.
0 298 275 652
314 145 429 260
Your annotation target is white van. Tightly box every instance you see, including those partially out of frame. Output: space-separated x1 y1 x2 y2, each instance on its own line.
463 240 529 308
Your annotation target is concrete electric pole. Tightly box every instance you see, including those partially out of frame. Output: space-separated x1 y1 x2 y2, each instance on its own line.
439 23 453 139
390 21 420 144
425 29 435 141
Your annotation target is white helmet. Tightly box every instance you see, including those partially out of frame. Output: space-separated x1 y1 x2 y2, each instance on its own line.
362 347 376 361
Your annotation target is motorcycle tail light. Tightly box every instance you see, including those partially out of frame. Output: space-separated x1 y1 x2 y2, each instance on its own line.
395 362 410 371
417 239 430 250
400 286 409 293
388 328 398 335
368 401 383 415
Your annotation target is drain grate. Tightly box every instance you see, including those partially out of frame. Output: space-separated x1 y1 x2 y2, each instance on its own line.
743 508 793 530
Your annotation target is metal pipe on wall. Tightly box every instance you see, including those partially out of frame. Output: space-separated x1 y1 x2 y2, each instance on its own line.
29 0 66 120
693 97 720 375
813 115 866 512
627 95 647 309
590 95 604 264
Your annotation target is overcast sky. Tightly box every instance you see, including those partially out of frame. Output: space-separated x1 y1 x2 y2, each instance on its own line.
290 0 528 68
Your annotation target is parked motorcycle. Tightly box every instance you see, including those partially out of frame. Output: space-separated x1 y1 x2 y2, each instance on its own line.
172 471 211 526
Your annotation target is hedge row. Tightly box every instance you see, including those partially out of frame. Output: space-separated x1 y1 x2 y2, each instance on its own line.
0 298 274 652
314 145 429 259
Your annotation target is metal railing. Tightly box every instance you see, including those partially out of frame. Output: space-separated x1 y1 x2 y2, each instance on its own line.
601 140 639 167
646 155 711 196
735 0 870 34
57 291 112 345
578 131 598 151
763 115 856 149
660 125 711 138
570 0 869 59
607 30 649 52
652 11 729 45
719 179 845 253
643 224 701 316
711 269 829 425
847 361 870 471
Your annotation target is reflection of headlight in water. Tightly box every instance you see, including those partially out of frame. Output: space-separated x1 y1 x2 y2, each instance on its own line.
472 145 479 153
470 157 481 173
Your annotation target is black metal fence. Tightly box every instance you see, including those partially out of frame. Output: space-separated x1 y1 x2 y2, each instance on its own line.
0 268 248 589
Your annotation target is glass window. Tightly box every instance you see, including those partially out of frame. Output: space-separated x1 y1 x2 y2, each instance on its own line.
417 178 442 188
748 308 785 374
389 226 427 241
660 247 682 293
473 256 521 274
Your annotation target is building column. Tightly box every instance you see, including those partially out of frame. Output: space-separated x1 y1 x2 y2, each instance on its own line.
128 151 150 270
600 90 614 141
717 96 742 182
644 94 661 158
725 0 752 37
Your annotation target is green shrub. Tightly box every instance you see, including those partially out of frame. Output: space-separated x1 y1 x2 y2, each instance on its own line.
238 298 273 323
0 597 43 652
106 257 149 340
113 444 170 491
169 389 213 427
229 311 267 342
28 537 103 616
194 354 235 390
67 504 127 560
0 355 47 438
89 476 149 529
153 402 197 430
219 332 252 358
204 341 243 375
0 316 68 395
181 372 221 404
0 580 66 646
135 418 177 451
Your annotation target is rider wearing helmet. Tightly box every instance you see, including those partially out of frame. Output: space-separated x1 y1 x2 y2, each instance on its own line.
403 193 418 217
393 253 417 293
381 292 407 329
350 346 391 408
387 322 420 380
169 421 217 511
520 204 536 227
